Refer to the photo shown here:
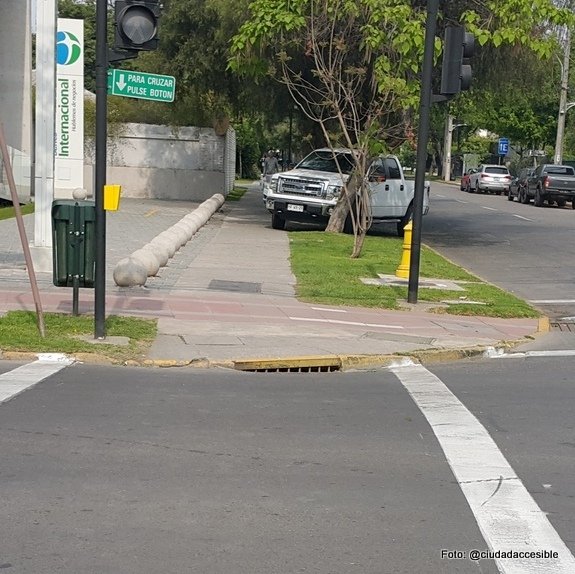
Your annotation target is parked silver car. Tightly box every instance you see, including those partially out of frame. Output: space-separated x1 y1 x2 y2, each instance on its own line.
467 164 512 195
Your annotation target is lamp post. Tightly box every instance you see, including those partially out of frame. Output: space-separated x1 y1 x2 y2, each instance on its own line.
554 27 571 165
556 101 575 165
443 114 467 182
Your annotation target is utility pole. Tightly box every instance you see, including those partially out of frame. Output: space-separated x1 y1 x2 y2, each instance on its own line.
94 0 108 339
407 0 438 304
443 114 454 182
554 27 571 165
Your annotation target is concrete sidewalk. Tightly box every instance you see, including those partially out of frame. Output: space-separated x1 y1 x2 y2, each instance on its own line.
0 185 543 368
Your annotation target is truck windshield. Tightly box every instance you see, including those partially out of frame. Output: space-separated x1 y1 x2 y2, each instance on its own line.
296 150 355 174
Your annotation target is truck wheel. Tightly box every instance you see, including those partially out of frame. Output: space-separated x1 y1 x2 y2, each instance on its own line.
397 205 413 237
519 188 527 204
466 182 473 193
534 187 544 207
271 213 286 230
507 190 514 201
557 199 566 207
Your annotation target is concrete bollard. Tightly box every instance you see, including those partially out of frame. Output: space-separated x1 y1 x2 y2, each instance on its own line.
114 193 226 287
113 256 148 287
152 233 178 258
144 241 170 267
131 248 161 277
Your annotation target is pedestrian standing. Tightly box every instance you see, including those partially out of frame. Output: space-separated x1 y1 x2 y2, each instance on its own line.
263 150 280 176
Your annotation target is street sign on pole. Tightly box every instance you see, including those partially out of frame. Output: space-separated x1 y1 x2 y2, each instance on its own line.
498 137 509 156
107 69 175 102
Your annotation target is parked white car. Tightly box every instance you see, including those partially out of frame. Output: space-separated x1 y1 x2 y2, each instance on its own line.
264 148 429 236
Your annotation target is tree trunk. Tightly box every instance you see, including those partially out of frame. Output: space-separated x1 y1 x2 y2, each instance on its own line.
325 171 361 233
350 188 370 258
351 230 366 258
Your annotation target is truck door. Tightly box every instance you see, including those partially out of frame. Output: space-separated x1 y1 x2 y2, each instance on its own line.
369 157 406 218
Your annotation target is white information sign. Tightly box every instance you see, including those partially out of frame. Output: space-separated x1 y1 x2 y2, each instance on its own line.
55 18 84 194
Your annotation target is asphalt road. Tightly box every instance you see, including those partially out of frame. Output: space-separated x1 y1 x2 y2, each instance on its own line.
0 357 574 573
423 181 575 322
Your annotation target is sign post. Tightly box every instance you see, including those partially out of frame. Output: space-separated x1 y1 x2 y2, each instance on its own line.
107 69 175 102
498 138 509 166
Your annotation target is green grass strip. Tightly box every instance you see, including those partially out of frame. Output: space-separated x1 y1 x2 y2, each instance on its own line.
289 231 539 318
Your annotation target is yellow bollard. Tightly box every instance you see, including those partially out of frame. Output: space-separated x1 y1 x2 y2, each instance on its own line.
395 220 412 279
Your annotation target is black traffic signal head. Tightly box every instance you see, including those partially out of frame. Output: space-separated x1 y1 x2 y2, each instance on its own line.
440 25 475 96
114 0 161 52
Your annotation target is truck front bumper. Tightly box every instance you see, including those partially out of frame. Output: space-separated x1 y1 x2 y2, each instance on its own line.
266 198 335 219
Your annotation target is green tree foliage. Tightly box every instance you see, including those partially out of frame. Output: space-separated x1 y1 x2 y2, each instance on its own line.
229 0 574 255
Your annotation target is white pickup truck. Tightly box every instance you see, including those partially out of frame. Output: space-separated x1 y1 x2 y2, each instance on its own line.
263 148 429 236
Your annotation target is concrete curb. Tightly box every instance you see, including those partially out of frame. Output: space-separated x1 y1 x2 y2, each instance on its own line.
537 315 551 333
140 345 509 371
0 342 530 371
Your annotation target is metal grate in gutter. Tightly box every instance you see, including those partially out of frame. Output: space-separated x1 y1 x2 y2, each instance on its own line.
232 357 342 373
550 321 575 332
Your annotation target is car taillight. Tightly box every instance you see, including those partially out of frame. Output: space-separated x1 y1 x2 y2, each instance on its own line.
480 173 488 178
544 176 550 188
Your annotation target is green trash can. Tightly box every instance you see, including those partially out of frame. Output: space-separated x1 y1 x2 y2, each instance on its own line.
52 200 96 288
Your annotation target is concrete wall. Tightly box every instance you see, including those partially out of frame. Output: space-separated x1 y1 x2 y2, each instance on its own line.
82 122 236 202
0 0 32 202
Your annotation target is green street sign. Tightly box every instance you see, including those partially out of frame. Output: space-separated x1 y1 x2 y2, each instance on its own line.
107 69 176 102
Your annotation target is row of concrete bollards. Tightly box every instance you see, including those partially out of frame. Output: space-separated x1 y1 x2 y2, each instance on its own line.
113 193 225 287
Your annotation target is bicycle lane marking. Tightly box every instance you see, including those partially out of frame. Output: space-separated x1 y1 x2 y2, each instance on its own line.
390 361 575 574
0 354 74 405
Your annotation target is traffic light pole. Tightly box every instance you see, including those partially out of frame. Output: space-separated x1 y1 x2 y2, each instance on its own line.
408 0 438 304
94 0 108 339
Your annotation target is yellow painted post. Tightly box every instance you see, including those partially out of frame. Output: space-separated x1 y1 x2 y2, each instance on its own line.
104 184 122 211
395 220 412 278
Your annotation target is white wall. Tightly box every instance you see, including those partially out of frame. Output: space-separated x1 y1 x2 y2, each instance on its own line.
80 122 236 202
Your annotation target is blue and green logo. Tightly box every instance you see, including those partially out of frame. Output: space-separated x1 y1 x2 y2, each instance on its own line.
56 31 82 66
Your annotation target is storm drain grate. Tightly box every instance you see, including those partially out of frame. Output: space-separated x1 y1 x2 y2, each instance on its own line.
237 364 341 373
550 321 575 332
232 357 342 373
208 279 262 293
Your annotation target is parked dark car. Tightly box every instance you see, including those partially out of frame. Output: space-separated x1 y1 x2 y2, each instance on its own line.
508 167 534 203
460 168 477 191
525 164 575 207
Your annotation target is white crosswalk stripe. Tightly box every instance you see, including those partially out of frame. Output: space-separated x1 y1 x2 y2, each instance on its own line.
0 354 74 405
391 361 575 574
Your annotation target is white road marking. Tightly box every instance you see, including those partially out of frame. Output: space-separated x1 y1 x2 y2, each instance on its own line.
512 214 533 221
481 206 498 211
454 199 468 203
0 355 74 405
289 316 404 329
390 362 575 573
491 349 575 359
311 307 348 313
530 299 575 304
